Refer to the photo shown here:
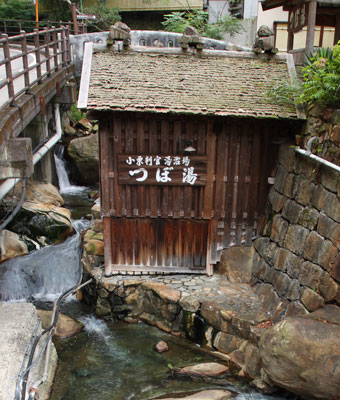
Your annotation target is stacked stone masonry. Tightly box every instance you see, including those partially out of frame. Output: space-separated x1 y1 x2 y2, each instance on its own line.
252 143 340 315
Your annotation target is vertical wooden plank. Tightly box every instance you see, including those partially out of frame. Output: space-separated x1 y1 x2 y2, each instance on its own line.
149 119 158 218
149 219 156 266
258 125 270 217
134 219 141 266
203 121 216 219
206 220 213 275
112 117 122 215
161 120 170 218
99 121 110 217
197 121 207 219
235 122 249 245
118 218 126 266
214 124 227 219
156 220 164 267
126 219 134 265
183 120 194 218
103 217 113 276
111 218 119 266
125 119 134 217
186 221 194 268
172 221 179 267
136 119 146 217
164 220 173 267
141 218 149 266
179 220 186 267
173 120 182 219
246 124 261 244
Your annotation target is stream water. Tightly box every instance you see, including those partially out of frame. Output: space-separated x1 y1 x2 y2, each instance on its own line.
1 151 293 400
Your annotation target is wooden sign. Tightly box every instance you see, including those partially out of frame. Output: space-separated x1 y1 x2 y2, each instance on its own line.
118 154 207 186
288 2 308 33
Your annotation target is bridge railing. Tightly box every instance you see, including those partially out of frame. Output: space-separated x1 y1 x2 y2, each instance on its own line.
0 26 72 108
0 19 86 36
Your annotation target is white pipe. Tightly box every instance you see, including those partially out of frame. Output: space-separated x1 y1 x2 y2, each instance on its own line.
295 147 340 173
0 104 62 200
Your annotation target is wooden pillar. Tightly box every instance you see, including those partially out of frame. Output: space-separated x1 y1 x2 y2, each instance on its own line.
334 14 340 45
72 2 79 35
306 0 317 55
287 31 294 51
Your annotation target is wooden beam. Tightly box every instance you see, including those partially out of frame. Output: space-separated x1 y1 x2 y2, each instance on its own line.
306 0 317 55
335 14 340 44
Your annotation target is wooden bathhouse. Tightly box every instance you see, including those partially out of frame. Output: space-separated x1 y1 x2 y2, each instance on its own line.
79 40 303 276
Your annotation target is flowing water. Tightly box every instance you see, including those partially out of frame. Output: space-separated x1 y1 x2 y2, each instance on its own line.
1 153 293 400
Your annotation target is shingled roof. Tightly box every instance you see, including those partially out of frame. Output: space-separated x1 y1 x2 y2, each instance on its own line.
84 48 300 120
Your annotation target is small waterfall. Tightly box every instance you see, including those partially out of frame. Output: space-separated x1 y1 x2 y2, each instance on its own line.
54 146 87 194
0 234 82 301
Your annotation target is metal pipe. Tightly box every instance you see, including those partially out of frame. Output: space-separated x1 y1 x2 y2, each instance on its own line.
295 136 340 173
0 103 62 200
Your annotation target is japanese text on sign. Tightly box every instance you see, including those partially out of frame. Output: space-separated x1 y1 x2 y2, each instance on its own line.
117 154 207 186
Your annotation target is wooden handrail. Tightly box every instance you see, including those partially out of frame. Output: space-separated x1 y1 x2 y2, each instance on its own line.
0 26 72 108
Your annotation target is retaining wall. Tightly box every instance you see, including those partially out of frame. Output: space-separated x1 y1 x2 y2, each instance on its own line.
252 108 340 317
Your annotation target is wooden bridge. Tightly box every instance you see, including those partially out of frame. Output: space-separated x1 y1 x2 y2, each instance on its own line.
0 25 76 199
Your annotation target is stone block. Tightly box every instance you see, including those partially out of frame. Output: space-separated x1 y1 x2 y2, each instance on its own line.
323 191 340 223
278 145 296 172
286 279 300 301
304 231 323 263
318 271 338 302
300 287 325 311
274 164 288 194
330 253 340 283
312 185 329 211
217 246 254 283
271 215 288 246
298 207 319 230
201 301 224 332
320 165 338 193
282 199 304 223
295 153 317 179
317 213 340 249
268 189 285 212
263 266 276 284
253 258 270 281
284 225 309 256
284 301 308 317
286 254 303 279
263 242 278 265
331 125 340 143
213 332 244 354
243 342 262 380
295 178 315 206
252 283 282 318
253 237 270 258
283 173 296 198
272 271 290 296
298 261 323 290
319 240 339 272
273 248 297 274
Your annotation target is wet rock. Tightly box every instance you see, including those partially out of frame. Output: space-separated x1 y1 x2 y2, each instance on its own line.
67 133 99 186
0 229 28 261
37 310 83 338
259 305 340 399
217 246 254 283
174 362 228 377
154 340 169 353
142 281 180 303
155 389 232 399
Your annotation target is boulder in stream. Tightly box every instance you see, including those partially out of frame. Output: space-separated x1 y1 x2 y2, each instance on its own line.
155 389 232 399
0 229 28 261
173 362 228 377
259 304 340 399
37 310 83 338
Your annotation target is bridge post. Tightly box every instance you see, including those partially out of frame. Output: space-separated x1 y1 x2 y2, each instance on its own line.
2 34 14 101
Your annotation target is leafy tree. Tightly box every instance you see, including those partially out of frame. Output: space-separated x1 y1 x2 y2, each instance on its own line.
299 43 340 107
162 10 243 40
84 2 121 32
0 0 35 20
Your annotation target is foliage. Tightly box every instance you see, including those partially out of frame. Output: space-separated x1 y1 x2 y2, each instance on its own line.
162 10 243 40
299 43 340 107
39 0 72 22
83 3 121 32
0 0 35 20
266 81 302 107
68 104 86 124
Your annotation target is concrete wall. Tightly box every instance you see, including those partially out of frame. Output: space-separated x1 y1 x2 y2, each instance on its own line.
252 108 340 317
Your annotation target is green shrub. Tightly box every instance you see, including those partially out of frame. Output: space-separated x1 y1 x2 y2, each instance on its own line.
0 0 35 20
84 3 121 32
299 43 340 107
162 10 243 40
68 104 86 124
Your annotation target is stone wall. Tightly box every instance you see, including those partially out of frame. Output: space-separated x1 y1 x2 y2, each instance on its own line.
252 141 340 317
